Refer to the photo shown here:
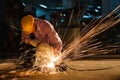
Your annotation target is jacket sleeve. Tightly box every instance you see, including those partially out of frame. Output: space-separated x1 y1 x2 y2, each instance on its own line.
45 21 62 52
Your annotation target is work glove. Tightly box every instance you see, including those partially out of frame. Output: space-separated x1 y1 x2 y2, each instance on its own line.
29 39 40 47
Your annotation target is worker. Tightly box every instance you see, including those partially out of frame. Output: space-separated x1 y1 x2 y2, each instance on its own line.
20 15 62 57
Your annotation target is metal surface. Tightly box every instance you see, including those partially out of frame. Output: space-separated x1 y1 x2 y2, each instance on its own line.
0 59 120 80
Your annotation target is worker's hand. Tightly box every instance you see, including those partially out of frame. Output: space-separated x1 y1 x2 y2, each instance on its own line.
29 39 40 47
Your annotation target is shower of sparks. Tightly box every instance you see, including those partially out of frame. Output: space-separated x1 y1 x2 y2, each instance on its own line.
32 42 59 74
12 6 120 75
61 5 120 60
30 6 120 73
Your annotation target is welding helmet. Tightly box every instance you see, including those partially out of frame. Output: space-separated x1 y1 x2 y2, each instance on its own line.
21 15 34 34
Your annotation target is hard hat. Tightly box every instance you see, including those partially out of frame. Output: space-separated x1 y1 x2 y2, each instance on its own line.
21 15 34 34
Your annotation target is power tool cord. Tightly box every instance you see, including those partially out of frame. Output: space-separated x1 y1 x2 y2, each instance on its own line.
65 63 120 71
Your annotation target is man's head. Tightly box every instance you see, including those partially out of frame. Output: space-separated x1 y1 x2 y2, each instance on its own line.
21 15 34 34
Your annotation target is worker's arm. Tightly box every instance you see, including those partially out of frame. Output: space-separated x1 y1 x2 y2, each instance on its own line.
21 31 39 47
46 23 62 55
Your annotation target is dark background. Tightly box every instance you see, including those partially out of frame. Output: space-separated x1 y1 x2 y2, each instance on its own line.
0 0 120 57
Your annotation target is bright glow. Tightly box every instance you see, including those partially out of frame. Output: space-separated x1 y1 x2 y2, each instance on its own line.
95 9 99 12
33 42 62 73
97 6 101 9
22 3 26 6
61 19 64 22
47 61 55 68
39 4 47 9
83 14 91 18
63 14 66 16
47 56 61 68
